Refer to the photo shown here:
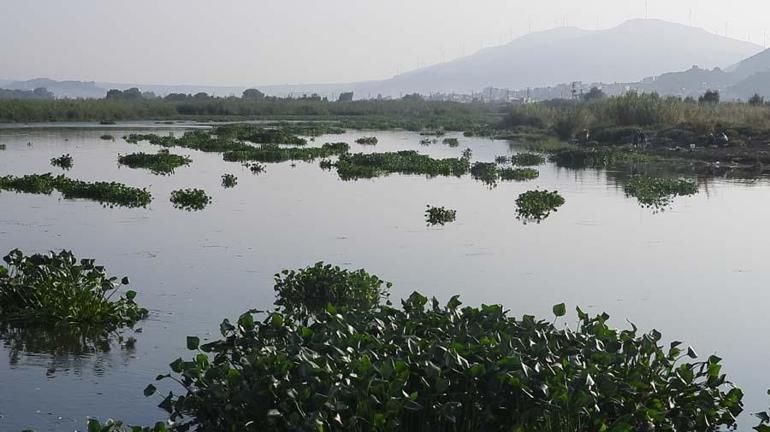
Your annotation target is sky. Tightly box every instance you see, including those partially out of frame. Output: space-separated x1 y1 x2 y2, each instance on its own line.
2 0 770 86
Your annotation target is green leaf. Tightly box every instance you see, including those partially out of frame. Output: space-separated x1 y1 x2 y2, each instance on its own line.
144 384 157 397
552 303 566 317
187 336 200 350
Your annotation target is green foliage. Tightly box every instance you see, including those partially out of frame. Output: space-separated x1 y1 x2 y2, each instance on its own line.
442 137 459 147
498 168 539 181
510 153 545 166
221 174 238 188
623 177 698 210
223 143 349 163
149 290 743 432
215 124 308 145
355 136 379 145
494 155 510 165
273 262 391 318
86 418 169 432
425 205 457 226
118 150 192 175
336 151 470 180
50 154 73 170
170 188 211 211
0 173 151 208
0 249 148 327
515 190 565 223
469 162 499 186
245 162 266 174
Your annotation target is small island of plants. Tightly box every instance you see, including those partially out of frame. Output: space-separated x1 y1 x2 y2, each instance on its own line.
221 173 238 188
50 154 73 170
170 188 212 211
425 205 457 226
0 173 152 208
623 176 698 210
355 136 378 145
515 189 565 223
118 150 192 175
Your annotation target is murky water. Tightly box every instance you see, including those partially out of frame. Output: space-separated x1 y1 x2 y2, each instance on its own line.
1 125 770 430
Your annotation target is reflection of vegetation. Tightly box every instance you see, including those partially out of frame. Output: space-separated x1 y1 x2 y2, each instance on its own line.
50 154 73 170
0 249 148 327
221 174 238 188
425 205 457 226
355 136 378 145
623 177 698 210
515 190 565 223
170 188 211 211
118 150 191 175
0 173 152 208
336 151 470 180
499 167 539 181
139 271 743 432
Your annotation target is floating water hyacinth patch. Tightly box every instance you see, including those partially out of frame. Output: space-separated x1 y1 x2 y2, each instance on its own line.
511 152 546 166
442 137 459 147
170 188 211 211
499 167 539 181
495 155 510 165
100 134 115 140
0 173 151 208
118 150 192 175
623 176 697 211
425 205 457 226
470 162 499 186
50 154 73 170
355 137 378 145
515 189 565 223
221 174 238 188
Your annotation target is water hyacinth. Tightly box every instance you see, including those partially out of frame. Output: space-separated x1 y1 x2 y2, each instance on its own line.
221 173 238 188
355 136 378 145
623 176 698 210
118 150 192 175
425 205 457 226
336 151 470 180
498 167 539 181
515 190 565 223
510 152 546 167
170 188 211 211
442 137 459 147
0 249 148 328
50 154 73 170
0 173 151 208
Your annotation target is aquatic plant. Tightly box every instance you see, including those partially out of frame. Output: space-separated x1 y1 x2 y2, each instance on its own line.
420 129 446 137
470 162 499 186
118 151 192 175
515 190 565 223
245 162 266 174
355 136 378 145
100 134 115 140
146 289 743 432
336 151 470 180
623 176 698 210
273 262 391 318
510 152 546 166
494 155 510 165
442 137 459 147
461 148 472 160
98 120 116 125
420 138 432 145
318 159 334 171
498 167 539 181
170 188 211 211
221 173 238 188
50 154 73 170
0 249 148 327
86 419 168 432
425 205 457 226
0 174 151 208
223 142 349 163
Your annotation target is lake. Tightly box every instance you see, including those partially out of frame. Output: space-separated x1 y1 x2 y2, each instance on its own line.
1 125 769 431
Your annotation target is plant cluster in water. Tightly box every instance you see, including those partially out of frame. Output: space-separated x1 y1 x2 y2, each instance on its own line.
242 162 266 174
425 205 457 226
0 173 151 208
442 137 459 147
623 176 698 210
355 136 378 145
0 249 148 328
336 150 470 180
470 162 499 186
100 134 115 141
215 124 308 145
223 142 349 164
498 167 540 181
510 152 546 166
170 188 211 211
50 154 73 170
494 155 510 165
133 262 744 432
515 189 565 223
221 173 238 188
118 150 192 175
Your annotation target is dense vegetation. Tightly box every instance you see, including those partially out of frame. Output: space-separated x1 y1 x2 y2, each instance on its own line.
118 150 192 175
0 249 148 327
515 190 565 223
498 167 539 181
336 151 470 180
50 154 73 170
170 188 211 211
0 173 151 207
425 205 457 226
221 174 238 188
623 177 698 210
355 136 379 145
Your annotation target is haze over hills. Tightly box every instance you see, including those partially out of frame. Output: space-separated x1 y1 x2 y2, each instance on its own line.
1 19 767 100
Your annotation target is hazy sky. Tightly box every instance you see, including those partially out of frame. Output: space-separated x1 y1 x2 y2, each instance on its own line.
2 0 770 86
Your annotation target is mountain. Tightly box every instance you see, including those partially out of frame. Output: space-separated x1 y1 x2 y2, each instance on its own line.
3 78 107 98
727 49 770 80
355 19 763 96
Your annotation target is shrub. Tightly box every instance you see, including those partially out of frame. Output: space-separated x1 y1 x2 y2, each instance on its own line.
50 154 73 170
425 205 457 226
273 262 391 317
147 291 743 432
170 189 211 211
515 190 565 223
0 249 148 327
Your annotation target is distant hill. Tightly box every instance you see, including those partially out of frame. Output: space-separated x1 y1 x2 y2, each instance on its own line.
355 19 762 96
3 78 107 99
727 49 770 80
